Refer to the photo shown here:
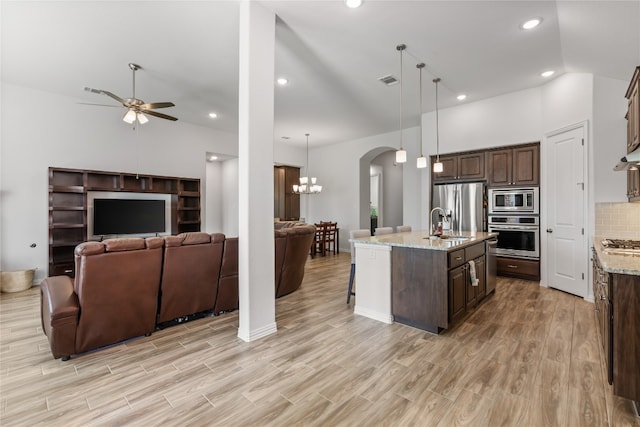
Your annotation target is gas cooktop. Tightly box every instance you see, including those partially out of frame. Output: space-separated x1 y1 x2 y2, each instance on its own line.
601 238 640 254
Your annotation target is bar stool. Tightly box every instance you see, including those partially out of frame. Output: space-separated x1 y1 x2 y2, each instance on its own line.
396 225 412 232
374 227 394 236
348 229 371 304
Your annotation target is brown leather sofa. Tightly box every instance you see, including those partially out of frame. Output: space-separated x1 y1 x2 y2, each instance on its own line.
40 237 164 360
157 232 225 324
40 225 315 360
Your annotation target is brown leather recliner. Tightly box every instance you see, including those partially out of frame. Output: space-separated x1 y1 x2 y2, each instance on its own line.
40 237 164 360
157 232 225 324
275 224 316 297
213 237 238 314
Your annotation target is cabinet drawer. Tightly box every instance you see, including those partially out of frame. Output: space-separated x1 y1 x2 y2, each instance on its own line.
448 249 466 268
465 243 484 261
497 257 539 280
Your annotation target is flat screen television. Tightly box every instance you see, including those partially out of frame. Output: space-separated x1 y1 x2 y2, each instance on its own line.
93 199 166 236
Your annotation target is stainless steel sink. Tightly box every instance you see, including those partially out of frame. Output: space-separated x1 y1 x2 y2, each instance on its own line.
423 235 470 241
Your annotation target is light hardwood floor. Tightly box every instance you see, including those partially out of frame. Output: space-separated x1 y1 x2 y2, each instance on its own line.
1 252 639 426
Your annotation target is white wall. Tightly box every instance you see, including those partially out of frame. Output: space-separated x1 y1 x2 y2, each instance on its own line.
0 82 236 281
205 160 223 233
221 158 239 236
371 151 403 229
592 75 629 203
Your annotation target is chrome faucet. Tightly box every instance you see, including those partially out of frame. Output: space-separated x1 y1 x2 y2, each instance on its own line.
429 207 446 236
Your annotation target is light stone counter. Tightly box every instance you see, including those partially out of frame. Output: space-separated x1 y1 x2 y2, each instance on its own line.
593 236 640 276
350 230 497 251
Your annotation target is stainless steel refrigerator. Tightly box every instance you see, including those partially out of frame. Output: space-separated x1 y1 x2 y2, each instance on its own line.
431 182 486 233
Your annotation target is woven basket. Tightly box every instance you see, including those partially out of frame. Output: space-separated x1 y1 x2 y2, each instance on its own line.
1 269 36 293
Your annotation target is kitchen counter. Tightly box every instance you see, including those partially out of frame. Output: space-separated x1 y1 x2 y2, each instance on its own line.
593 236 640 276
350 231 497 251
351 230 497 333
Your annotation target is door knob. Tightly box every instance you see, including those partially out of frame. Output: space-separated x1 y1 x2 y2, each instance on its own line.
546 228 553 233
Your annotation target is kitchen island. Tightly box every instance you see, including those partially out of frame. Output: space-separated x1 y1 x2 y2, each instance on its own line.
351 231 496 334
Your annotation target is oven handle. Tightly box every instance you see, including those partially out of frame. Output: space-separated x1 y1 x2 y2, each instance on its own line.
488 225 539 231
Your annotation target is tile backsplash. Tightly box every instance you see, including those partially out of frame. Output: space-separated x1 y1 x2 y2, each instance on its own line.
595 202 640 239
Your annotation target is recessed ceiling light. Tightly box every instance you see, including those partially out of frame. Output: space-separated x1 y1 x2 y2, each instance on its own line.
277 78 288 85
345 0 362 8
456 94 467 101
208 112 218 119
541 70 555 78
521 18 542 30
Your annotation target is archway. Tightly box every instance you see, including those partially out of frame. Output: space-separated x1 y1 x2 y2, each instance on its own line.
359 147 403 232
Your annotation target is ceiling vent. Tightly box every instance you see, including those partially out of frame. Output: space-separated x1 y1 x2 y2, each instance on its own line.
378 74 399 86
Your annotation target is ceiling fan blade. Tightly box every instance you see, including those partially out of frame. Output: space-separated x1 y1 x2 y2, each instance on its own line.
100 90 127 105
139 102 175 110
77 102 122 108
143 110 178 121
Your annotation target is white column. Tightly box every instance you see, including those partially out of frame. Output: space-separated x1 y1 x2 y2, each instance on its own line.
237 0 277 341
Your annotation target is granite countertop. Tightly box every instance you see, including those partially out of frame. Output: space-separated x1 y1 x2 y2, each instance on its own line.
593 236 640 276
350 231 497 252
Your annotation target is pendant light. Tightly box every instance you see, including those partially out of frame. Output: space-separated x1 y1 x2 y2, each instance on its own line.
433 77 443 173
395 44 407 163
416 63 427 169
293 133 322 194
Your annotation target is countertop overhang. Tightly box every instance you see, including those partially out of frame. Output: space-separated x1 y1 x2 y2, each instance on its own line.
351 231 497 252
593 236 640 276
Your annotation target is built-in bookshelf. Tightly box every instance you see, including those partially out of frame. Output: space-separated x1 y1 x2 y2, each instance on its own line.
48 167 201 277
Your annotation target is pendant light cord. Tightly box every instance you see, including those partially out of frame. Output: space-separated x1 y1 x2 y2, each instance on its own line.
417 63 425 157
434 77 441 162
397 44 406 150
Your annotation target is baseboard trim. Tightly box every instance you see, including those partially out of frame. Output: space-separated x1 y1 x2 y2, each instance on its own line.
237 322 277 342
354 305 394 324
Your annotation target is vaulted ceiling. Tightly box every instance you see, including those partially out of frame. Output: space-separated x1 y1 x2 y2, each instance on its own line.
2 1 639 147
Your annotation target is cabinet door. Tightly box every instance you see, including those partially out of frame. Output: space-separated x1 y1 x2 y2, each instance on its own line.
448 265 466 323
628 78 639 153
474 255 486 301
433 155 458 182
512 145 539 186
487 149 512 186
628 168 640 201
458 152 485 180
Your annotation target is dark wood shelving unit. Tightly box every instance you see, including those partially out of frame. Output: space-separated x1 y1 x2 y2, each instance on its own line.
48 167 201 277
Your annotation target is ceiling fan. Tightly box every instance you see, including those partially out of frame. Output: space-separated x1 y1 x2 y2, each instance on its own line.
84 62 177 124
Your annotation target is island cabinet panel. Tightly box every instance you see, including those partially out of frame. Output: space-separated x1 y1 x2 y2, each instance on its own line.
612 273 640 402
392 247 449 333
448 265 467 325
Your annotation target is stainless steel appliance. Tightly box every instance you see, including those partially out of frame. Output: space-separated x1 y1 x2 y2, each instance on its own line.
485 238 497 294
488 187 539 214
488 215 539 259
600 238 640 255
432 182 485 233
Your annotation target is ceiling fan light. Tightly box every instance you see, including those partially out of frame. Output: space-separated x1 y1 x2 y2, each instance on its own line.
433 161 444 173
123 109 137 124
417 156 427 169
137 112 149 124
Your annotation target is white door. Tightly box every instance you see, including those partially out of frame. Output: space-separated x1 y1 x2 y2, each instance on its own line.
546 125 587 297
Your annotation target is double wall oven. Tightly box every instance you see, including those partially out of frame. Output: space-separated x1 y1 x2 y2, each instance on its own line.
488 187 540 260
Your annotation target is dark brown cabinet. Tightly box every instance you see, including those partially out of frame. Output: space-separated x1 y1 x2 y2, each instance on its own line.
432 151 485 182
48 167 201 277
447 243 487 324
626 66 640 154
593 248 640 405
625 67 640 202
496 256 540 281
487 143 539 187
448 265 467 324
274 166 300 221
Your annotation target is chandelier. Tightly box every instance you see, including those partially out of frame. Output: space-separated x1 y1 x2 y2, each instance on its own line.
293 133 322 194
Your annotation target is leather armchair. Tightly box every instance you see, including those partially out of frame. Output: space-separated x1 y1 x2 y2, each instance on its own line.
40 237 164 360
157 232 225 324
275 223 316 297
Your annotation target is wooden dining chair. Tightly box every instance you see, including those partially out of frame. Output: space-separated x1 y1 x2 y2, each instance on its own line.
323 222 338 255
311 223 327 257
